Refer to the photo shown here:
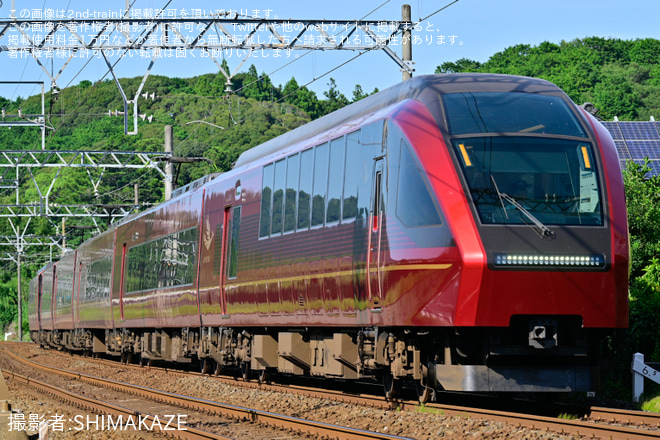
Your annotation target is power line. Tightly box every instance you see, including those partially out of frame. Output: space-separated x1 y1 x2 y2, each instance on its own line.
360 0 393 20
43 0 175 147
174 49 371 158
173 1 403 155
417 0 460 23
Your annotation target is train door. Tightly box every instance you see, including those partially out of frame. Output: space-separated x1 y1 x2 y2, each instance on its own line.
219 204 241 316
368 158 385 309
119 243 127 321
51 264 58 328
76 261 82 325
37 273 43 330
71 251 78 327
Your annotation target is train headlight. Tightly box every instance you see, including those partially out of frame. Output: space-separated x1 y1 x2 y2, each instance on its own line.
494 253 605 268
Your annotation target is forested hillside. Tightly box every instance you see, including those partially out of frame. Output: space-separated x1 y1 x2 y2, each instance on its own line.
437 37 660 121
0 65 374 212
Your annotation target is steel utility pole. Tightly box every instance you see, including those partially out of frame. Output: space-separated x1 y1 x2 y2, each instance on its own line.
17 252 21 341
402 4 413 81
164 125 173 201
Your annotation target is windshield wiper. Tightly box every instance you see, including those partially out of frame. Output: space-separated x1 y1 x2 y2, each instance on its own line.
490 175 556 239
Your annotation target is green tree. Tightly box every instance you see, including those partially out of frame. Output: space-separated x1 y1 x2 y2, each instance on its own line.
435 37 660 120
436 57 482 73
282 77 320 118
320 78 349 116
350 84 378 102
602 159 660 400
623 159 660 279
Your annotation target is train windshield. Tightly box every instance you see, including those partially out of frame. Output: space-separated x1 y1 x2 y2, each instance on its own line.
453 137 603 226
443 92 586 137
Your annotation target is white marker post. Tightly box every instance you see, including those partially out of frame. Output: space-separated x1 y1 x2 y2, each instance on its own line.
632 352 660 402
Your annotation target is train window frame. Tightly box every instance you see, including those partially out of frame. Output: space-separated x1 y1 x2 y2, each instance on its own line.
259 163 275 238
271 158 287 236
442 91 588 138
297 148 314 231
124 226 199 294
283 153 300 234
85 256 112 302
311 142 329 228
257 125 382 237
227 206 241 279
55 263 74 308
395 138 444 228
452 137 604 226
326 136 346 224
342 129 361 222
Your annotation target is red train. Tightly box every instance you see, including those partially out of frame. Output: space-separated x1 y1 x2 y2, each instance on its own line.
29 73 629 400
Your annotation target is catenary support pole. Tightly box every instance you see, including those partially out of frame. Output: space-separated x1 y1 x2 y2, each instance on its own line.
17 252 21 341
134 184 139 212
402 4 412 81
164 125 173 201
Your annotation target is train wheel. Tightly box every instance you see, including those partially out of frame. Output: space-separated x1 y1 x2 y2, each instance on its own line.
257 369 269 384
240 362 250 382
213 360 222 376
139 354 150 367
121 351 132 364
416 363 433 404
382 373 401 400
200 358 210 374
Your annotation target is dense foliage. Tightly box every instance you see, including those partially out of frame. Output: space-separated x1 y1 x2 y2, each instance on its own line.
603 161 660 400
436 37 660 121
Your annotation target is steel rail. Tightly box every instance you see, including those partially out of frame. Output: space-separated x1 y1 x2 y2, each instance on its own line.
1 369 233 440
0 347 413 440
590 406 660 428
5 345 660 439
94 352 660 440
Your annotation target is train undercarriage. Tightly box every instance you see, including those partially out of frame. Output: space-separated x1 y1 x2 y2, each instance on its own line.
31 317 600 402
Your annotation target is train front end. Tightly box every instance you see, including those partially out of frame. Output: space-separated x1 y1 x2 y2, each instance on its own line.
404 75 629 393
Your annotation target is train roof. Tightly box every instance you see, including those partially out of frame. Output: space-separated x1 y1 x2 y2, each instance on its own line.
233 73 561 169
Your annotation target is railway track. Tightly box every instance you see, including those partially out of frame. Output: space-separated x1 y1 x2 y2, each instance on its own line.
2 343 659 439
0 346 413 440
3 369 230 440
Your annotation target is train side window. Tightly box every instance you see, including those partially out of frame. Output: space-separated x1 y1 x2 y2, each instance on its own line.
284 153 299 233
126 228 198 293
271 159 287 235
212 222 224 275
297 149 313 230
326 137 345 223
396 140 443 227
342 130 360 220
259 163 274 238
125 243 141 293
227 206 241 279
87 256 112 301
311 143 329 227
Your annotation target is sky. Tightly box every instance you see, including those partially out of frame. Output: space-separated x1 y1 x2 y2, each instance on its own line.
0 0 659 102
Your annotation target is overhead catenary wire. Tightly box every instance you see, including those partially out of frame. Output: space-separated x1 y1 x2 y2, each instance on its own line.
174 49 371 157
416 0 460 24
43 0 174 148
173 0 399 155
